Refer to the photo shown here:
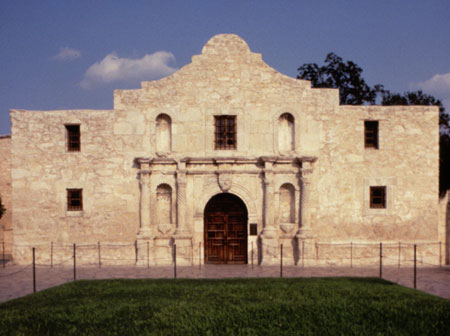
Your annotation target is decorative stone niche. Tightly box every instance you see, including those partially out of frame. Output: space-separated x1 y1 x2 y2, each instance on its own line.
279 183 296 233
156 114 172 156
278 113 295 153
156 184 173 235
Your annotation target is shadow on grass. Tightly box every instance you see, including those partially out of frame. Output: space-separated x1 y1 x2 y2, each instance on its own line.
1 277 449 335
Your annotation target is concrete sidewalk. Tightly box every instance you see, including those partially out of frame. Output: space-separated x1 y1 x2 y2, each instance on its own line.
1 264 450 303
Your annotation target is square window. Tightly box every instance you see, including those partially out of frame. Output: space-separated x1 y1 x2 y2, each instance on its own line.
370 186 386 209
215 116 236 150
364 121 378 149
65 124 80 152
67 189 83 211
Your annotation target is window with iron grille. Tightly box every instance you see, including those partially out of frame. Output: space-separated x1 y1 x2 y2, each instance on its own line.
65 124 80 152
67 189 83 211
364 121 378 149
214 116 236 150
370 186 386 209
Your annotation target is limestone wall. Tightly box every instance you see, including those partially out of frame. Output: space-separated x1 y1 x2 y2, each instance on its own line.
10 109 142 263
0 135 12 256
114 34 334 159
313 105 439 243
9 34 442 265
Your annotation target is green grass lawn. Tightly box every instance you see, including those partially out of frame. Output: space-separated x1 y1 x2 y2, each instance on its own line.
1 277 449 335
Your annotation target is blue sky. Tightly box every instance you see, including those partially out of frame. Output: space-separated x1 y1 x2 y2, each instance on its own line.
1 0 449 135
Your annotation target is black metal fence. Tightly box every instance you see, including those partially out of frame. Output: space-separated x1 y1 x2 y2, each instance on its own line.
1 240 449 299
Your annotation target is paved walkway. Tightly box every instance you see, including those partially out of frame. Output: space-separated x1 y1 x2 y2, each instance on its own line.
1 264 450 303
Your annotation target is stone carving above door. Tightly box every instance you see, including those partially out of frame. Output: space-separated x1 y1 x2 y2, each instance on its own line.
217 173 233 192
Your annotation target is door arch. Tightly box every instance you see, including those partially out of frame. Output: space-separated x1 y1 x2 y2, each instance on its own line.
204 193 248 264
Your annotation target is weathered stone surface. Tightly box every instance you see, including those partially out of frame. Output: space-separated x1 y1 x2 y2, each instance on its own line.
3 34 446 265
0 136 12 256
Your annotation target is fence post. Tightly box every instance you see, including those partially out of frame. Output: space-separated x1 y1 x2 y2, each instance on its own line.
350 242 353 268
398 242 401 269
50 242 53 269
302 241 305 268
174 244 177 279
280 244 283 278
32 247 36 293
73 243 76 281
414 244 417 289
147 241 150 268
2 241 4 268
98 241 101 268
379 242 382 278
199 242 201 269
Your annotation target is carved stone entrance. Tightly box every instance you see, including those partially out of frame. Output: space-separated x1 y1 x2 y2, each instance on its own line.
204 193 248 264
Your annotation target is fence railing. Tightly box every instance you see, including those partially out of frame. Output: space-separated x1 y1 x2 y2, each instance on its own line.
1 240 449 293
1 240 449 267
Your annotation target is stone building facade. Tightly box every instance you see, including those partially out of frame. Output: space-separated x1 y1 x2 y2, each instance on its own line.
0 135 12 258
2 34 447 266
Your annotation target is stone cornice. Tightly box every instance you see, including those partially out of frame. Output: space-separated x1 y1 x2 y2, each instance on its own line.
135 156 318 171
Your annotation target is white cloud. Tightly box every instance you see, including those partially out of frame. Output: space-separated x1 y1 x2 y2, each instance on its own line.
411 72 450 117
412 73 450 99
52 47 82 61
80 51 177 89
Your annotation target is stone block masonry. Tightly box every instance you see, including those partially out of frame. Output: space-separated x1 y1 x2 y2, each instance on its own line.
4 34 445 266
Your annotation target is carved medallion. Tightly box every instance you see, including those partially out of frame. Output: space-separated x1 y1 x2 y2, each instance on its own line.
218 173 232 192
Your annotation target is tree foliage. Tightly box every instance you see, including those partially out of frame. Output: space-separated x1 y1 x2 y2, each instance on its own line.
440 134 450 197
297 53 378 105
297 53 450 195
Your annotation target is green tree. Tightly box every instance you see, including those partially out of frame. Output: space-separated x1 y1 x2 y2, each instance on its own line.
297 53 450 195
0 196 5 219
440 134 450 197
297 52 378 105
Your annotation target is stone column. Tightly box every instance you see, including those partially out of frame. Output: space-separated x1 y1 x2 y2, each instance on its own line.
137 170 154 266
261 160 278 264
296 161 315 265
262 173 276 238
174 170 188 236
138 171 152 236
297 174 312 238
173 165 192 266
294 187 301 226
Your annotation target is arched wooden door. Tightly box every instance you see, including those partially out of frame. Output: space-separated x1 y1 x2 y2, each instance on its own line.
204 193 248 264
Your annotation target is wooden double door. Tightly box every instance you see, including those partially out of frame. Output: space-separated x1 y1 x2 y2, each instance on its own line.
204 193 248 264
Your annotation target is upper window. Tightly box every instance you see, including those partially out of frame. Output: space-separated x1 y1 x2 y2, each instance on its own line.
214 116 236 150
67 189 83 211
370 186 386 209
65 124 80 152
364 121 378 149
